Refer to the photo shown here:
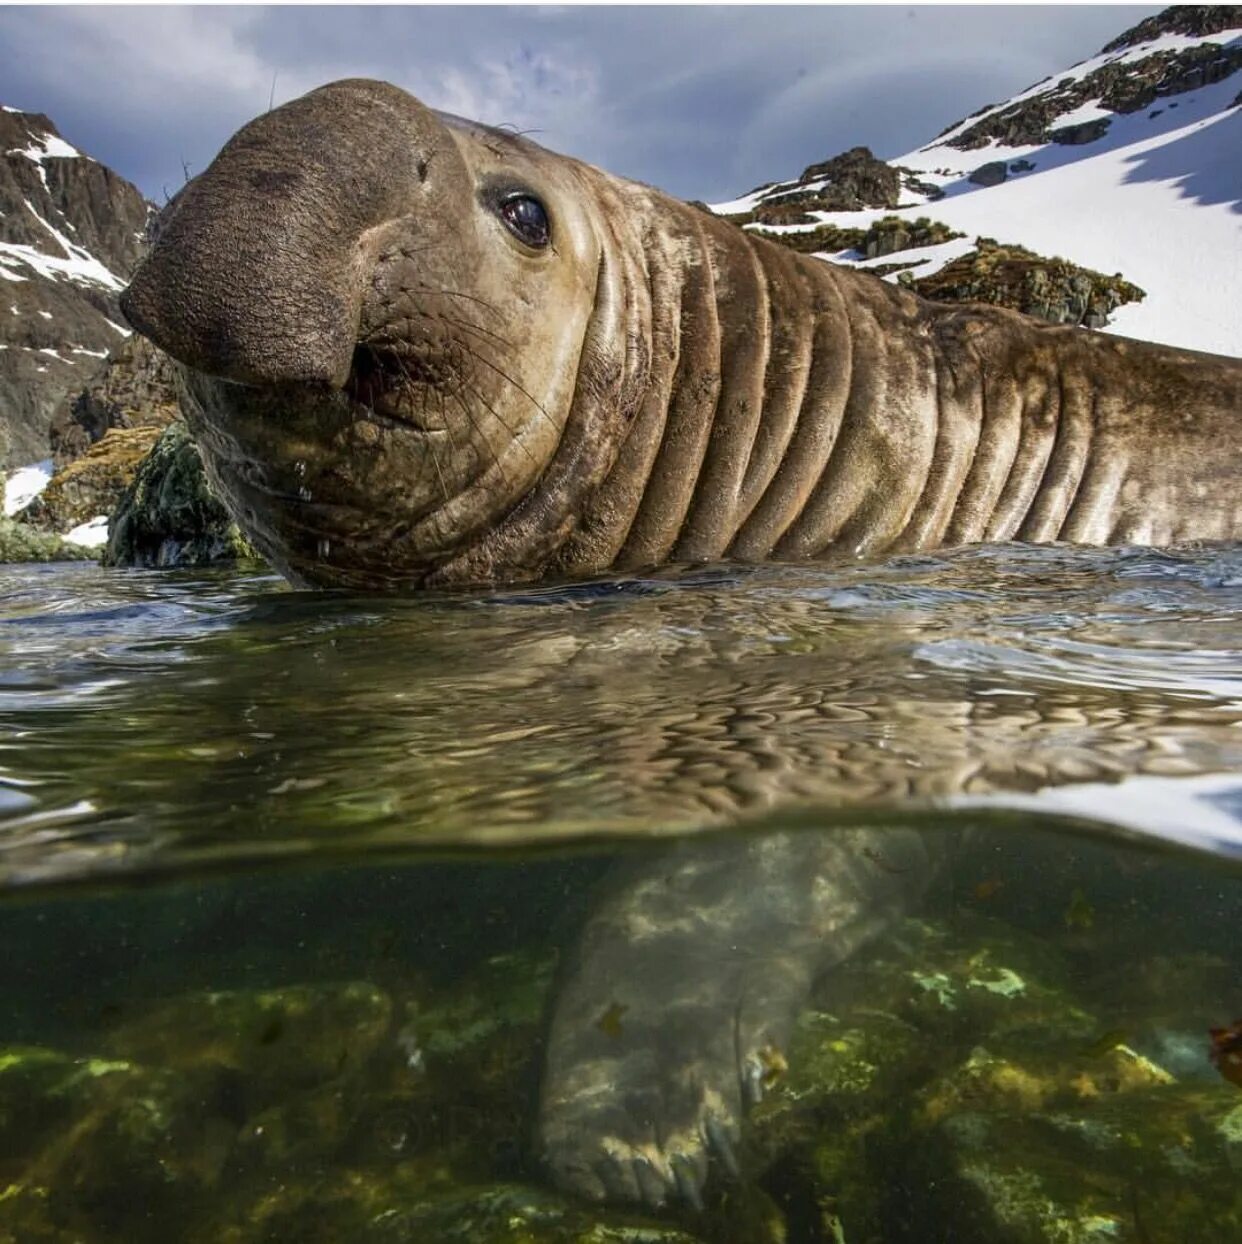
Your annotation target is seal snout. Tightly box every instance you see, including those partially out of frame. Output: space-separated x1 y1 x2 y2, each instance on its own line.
122 79 447 392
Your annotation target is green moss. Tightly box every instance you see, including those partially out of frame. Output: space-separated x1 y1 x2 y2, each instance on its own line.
0 517 93 564
915 238 1146 328
102 422 261 569
742 214 963 260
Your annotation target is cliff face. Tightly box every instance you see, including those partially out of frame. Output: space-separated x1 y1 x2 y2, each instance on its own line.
0 106 152 464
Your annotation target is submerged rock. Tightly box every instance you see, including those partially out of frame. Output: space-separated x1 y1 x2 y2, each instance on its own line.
102 421 260 568
0 892 1237 1243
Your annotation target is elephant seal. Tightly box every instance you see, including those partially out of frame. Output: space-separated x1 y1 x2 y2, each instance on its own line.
119 79 1241 1215
122 79 1242 592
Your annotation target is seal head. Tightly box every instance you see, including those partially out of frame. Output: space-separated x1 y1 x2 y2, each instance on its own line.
124 79 641 588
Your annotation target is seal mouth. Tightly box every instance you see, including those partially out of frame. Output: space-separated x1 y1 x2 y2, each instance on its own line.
343 344 451 434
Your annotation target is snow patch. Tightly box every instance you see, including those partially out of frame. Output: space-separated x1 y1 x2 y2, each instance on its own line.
6 131 86 197
0 200 127 292
63 515 109 549
4 459 53 517
710 22 1242 359
845 235 977 281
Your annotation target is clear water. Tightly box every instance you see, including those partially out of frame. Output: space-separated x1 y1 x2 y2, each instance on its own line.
0 544 1240 1242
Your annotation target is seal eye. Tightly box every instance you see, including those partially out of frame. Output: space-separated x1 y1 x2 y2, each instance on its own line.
500 194 550 249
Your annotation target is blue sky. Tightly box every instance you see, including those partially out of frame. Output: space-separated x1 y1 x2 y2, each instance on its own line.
0 5 1156 203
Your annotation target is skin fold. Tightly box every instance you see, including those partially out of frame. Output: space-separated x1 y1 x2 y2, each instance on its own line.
119 78 1242 1214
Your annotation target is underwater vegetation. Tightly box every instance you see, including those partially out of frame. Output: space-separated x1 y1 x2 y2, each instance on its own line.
0 834 1238 1244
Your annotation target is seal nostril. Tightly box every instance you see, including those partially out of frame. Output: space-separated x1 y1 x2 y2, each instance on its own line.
416 159 429 183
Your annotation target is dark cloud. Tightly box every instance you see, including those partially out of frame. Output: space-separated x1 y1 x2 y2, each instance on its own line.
0 5 1157 203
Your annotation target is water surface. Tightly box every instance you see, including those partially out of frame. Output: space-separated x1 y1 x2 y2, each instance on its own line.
0 543 1239 1242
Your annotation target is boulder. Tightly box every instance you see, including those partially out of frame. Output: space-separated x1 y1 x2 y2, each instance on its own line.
793 145 902 210
969 161 1009 187
1049 118 1112 146
102 421 259 569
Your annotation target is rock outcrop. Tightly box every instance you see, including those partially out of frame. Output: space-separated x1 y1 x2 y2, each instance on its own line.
20 424 166 533
103 422 258 569
914 238 1146 329
742 215 963 260
941 13 1242 151
0 106 151 465
48 334 180 471
1101 5 1242 52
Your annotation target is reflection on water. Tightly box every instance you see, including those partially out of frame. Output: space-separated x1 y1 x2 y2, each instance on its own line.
0 542 1240 1240
2 542 1242 882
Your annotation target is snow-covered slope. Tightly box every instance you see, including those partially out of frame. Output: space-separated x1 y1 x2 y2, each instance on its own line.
710 7 1242 358
0 106 151 464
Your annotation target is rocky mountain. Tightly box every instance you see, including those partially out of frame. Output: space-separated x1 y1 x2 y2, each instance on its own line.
0 106 152 464
710 5 1242 357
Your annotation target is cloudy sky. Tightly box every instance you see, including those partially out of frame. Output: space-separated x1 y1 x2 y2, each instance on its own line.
0 5 1156 204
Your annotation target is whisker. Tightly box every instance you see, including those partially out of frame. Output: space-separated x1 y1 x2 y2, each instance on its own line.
447 385 510 492
458 342 558 435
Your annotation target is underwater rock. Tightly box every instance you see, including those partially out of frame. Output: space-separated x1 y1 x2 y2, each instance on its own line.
745 913 1089 1240
0 1045 236 1241
106 980 394 1097
102 421 260 568
201 1179 707 1244
742 900 1242 1243
910 1076 1242 1242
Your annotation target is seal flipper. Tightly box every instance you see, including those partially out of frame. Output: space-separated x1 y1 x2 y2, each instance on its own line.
537 827 937 1209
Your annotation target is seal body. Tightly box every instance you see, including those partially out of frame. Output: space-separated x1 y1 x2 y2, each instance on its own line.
118 79 1242 1214
122 80 1242 591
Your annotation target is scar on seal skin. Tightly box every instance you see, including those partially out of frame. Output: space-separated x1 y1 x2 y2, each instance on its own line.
118 78 1241 1213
